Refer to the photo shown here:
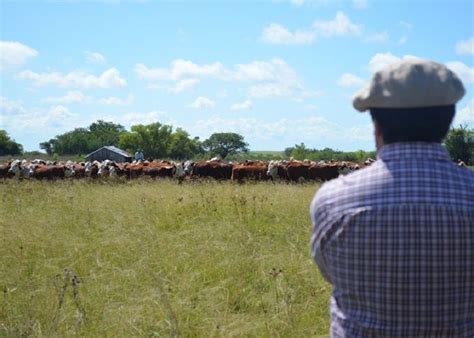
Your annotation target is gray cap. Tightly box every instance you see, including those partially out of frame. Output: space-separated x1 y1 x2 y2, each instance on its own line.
353 59 465 112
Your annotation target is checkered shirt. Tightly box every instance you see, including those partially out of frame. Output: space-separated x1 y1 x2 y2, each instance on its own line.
310 142 474 337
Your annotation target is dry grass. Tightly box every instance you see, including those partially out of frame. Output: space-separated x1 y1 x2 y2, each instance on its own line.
0 179 330 336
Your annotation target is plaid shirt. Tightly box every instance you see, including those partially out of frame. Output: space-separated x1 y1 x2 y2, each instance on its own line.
310 142 474 337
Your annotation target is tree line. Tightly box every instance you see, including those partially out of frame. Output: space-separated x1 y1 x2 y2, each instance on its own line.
1 122 473 164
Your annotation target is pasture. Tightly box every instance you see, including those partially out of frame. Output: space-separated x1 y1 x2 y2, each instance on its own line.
0 179 330 336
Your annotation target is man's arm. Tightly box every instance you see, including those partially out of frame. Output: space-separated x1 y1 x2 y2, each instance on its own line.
310 187 334 283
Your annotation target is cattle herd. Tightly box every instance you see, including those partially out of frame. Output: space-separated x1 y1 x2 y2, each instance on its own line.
0 158 371 182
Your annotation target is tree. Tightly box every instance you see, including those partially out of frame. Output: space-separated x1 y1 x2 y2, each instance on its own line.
168 128 203 160
290 143 310 160
0 130 23 156
40 120 126 155
88 120 126 149
39 140 54 156
119 122 173 159
445 126 474 164
202 132 249 159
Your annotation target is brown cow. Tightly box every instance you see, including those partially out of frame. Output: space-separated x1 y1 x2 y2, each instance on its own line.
0 162 11 178
191 161 232 180
232 165 270 182
29 164 66 179
308 164 340 181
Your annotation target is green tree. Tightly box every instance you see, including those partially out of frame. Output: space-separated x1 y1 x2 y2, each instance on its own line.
40 121 125 155
39 140 54 156
119 122 173 159
0 130 23 156
290 143 310 160
445 126 474 164
168 128 203 160
88 120 126 149
202 132 249 159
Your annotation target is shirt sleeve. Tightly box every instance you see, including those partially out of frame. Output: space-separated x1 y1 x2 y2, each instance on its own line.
310 184 334 283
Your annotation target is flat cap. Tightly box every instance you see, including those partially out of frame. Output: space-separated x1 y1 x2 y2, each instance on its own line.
353 59 465 112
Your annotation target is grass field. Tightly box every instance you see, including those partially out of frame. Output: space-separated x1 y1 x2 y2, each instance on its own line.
0 179 330 336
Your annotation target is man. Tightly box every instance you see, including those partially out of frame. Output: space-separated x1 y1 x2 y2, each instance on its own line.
310 59 474 337
134 149 144 162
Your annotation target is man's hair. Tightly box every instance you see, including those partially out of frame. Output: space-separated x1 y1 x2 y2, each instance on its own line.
370 105 455 144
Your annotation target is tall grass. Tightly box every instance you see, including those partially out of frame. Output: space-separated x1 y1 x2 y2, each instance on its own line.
0 179 330 336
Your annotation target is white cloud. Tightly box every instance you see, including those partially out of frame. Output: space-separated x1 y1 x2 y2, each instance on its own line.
305 104 318 110
109 111 171 127
85 51 106 64
17 68 127 89
43 91 89 104
312 11 362 37
399 21 413 30
98 94 134 105
364 31 389 44
337 73 365 87
1 104 79 132
0 96 27 115
136 58 308 99
352 0 368 10
230 100 252 110
183 115 373 144
188 96 216 109
397 36 407 45
368 52 420 73
453 99 474 126
168 78 200 94
0 41 38 71
261 23 315 45
290 0 305 5
446 61 474 84
135 61 224 82
249 83 294 98
455 38 474 55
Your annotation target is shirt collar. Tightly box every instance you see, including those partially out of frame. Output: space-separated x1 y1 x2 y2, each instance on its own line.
377 142 451 161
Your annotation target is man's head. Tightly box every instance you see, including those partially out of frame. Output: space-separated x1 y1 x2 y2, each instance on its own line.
352 59 465 149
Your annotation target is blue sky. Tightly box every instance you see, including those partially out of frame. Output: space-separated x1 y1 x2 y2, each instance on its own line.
1 0 473 152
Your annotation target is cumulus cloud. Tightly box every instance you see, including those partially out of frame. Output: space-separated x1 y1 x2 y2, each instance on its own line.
1 103 79 132
312 11 362 37
453 99 474 126
446 61 474 84
352 0 368 10
98 94 134 105
337 73 365 87
106 111 172 128
188 96 216 109
17 68 127 89
0 41 38 71
183 115 373 145
43 91 89 104
455 38 474 55
168 78 200 94
0 96 27 115
364 31 389 44
368 52 420 73
230 100 252 110
261 12 388 46
261 23 315 45
136 58 311 99
85 51 106 64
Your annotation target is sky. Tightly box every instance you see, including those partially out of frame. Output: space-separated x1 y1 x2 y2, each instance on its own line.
1 0 473 152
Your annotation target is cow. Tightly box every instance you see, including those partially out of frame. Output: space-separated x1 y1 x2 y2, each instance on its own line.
191 161 233 180
307 164 340 181
231 165 270 182
0 162 11 178
28 164 66 179
267 160 289 181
